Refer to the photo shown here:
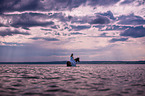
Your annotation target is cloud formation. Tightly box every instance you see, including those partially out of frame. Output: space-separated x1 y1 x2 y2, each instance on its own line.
0 0 145 61
109 38 128 43
120 26 145 38
0 29 30 37
0 0 87 13
30 37 59 41
70 25 91 31
70 32 83 35
117 14 145 25
88 0 120 6
90 15 110 24
121 0 144 5
12 20 54 28
0 0 42 13
100 25 132 31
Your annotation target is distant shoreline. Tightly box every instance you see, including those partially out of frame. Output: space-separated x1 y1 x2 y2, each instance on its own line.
0 61 145 64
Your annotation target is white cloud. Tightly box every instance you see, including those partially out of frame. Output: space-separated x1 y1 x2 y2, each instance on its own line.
64 5 95 17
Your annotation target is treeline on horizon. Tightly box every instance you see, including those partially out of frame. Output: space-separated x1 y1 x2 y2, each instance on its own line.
0 61 145 64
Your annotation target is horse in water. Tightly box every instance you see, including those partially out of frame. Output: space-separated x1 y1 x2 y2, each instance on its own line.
67 57 80 66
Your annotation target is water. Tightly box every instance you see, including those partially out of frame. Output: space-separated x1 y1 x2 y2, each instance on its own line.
0 64 145 96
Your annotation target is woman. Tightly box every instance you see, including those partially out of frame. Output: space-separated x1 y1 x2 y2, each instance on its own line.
70 53 77 66
67 53 80 66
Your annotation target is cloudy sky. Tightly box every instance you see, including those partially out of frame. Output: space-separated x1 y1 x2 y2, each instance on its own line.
0 0 145 62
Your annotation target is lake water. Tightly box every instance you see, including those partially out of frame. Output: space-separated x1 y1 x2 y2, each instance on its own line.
0 64 145 96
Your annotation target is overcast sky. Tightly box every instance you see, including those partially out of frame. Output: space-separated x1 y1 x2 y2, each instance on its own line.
0 0 145 62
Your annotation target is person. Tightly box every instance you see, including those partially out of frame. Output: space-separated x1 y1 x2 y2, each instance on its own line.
70 53 77 66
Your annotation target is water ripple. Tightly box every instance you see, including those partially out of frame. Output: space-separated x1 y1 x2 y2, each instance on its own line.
0 64 145 96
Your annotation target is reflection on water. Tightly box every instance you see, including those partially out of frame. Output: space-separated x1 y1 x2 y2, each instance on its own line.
0 64 145 96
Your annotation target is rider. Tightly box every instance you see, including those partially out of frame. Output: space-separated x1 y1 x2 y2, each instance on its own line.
70 53 76 66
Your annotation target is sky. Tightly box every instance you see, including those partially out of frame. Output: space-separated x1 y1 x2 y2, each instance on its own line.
0 0 145 62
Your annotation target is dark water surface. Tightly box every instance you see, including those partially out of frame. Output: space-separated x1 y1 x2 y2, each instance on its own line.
0 64 145 96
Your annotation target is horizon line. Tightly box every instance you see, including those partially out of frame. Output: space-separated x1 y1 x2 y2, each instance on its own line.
0 61 145 64
0 60 145 62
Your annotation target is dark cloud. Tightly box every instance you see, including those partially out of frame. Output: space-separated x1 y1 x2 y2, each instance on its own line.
70 32 83 35
97 33 116 37
2 12 74 29
70 13 111 25
120 0 135 4
53 0 87 10
22 27 30 30
11 13 54 28
0 29 30 37
96 11 115 20
1 42 24 46
117 14 145 25
121 0 144 5
51 25 59 29
1 11 113 30
88 0 120 6
89 15 110 24
31 37 59 41
41 28 52 31
47 13 74 23
2 13 54 28
109 38 128 43
100 25 132 31
0 0 87 13
120 26 145 38
43 38 59 41
13 21 54 28
1 13 65 30
99 33 110 37
0 0 42 13
100 33 107 36
85 11 114 25
70 25 91 31
0 0 121 14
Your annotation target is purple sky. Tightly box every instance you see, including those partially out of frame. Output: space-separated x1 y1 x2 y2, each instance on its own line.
0 0 145 62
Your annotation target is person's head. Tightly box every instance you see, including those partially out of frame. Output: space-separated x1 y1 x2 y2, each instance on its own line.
71 53 73 57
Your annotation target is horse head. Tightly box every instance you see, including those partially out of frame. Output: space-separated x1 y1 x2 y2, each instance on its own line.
75 57 80 62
